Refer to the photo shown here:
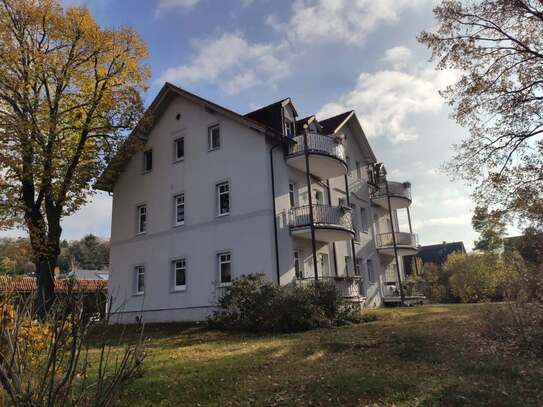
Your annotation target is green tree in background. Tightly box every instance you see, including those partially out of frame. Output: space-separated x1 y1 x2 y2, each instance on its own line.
472 206 506 253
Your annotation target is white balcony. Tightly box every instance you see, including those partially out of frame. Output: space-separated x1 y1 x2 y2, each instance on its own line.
286 133 347 179
375 232 418 256
288 204 354 243
294 276 363 301
371 181 412 210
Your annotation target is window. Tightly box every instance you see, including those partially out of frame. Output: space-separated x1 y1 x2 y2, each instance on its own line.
135 265 145 294
289 183 295 207
351 204 359 240
208 124 220 150
345 256 351 274
172 259 186 290
137 205 147 234
174 194 185 226
367 259 375 283
360 207 369 233
294 251 302 279
355 258 362 276
318 253 330 277
143 149 152 172
284 120 295 137
339 197 347 208
217 182 230 216
174 137 184 161
314 190 324 204
218 252 232 285
356 161 362 180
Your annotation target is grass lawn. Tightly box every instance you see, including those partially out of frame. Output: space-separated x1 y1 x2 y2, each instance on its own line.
104 304 543 406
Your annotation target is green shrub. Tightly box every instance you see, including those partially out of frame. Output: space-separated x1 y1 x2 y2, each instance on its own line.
208 274 362 333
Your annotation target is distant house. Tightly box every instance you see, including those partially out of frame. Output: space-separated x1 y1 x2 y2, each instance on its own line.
0 276 108 317
404 241 466 275
69 269 109 281
503 233 543 264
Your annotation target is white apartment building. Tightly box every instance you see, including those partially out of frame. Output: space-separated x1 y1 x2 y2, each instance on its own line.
96 83 420 323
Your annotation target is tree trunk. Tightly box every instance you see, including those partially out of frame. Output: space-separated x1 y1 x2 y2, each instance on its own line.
35 255 56 320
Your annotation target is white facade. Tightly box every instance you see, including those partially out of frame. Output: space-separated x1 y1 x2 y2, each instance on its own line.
98 84 419 323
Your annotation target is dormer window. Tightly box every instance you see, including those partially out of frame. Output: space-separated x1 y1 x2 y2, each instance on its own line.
284 120 295 137
143 149 153 173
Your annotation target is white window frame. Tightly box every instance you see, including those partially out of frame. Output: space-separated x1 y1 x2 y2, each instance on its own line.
136 204 147 235
367 259 375 284
172 258 187 291
208 124 221 151
174 137 184 162
216 181 230 217
345 256 351 274
143 149 152 173
284 120 295 137
135 265 145 295
360 207 369 233
288 183 296 207
174 194 185 226
218 251 232 286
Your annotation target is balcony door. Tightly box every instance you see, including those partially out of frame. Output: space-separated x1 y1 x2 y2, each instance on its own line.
318 253 331 278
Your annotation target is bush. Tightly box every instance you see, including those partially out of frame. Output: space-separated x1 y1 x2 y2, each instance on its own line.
0 291 144 406
445 252 502 303
208 274 362 333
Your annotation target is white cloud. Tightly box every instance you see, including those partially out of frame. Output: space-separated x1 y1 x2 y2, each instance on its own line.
156 0 200 15
272 0 431 45
318 47 457 143
158 33 290 94
382 46 412 69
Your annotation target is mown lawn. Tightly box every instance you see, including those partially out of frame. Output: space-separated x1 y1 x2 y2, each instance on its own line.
103 304 543 406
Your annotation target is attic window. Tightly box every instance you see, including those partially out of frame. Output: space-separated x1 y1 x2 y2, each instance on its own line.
143 149 153 173
284 120 295 137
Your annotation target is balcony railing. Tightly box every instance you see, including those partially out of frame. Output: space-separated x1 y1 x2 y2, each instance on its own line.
376 232 418 248
372 181 411 201
288 133 346 162
294 276 363 298
289 204 353 231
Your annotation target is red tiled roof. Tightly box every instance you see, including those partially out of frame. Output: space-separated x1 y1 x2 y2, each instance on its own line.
0 276 107 293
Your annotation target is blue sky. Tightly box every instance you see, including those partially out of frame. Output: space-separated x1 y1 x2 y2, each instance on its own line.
2 0 496 249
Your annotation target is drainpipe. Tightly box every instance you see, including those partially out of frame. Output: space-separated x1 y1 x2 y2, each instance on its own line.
270 141 283 285
326 180 339 276
303 127 319 281
385 180 405 305
344 175 357 277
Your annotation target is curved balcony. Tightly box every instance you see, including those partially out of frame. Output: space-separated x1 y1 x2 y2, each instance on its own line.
289 204 354 243
371 181 412 210
375 232 418 256
286 133 347 179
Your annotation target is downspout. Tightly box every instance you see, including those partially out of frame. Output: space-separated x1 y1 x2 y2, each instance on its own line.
270 141 283 285
385 180 405 305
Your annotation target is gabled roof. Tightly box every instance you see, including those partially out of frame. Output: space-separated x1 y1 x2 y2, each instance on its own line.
319 111 354 134
95 83 286 192
295 115 322 134
244 98 297 134
319 110 377 164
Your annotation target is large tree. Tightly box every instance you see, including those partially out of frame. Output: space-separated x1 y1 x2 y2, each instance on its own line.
0 0 148 316
472 206 507 253
419 0 543 228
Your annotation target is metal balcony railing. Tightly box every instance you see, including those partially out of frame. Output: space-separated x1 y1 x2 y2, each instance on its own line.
288 204 353 231
288 133 346 162
376 232 418 248
372 181 411 201
294 276 363 298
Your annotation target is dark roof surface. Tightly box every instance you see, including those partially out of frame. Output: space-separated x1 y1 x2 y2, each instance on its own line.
319 111 353 134
244 98 290 134
418 241 466 265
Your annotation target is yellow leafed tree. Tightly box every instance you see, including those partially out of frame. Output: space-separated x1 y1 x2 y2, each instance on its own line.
0 0 149 317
